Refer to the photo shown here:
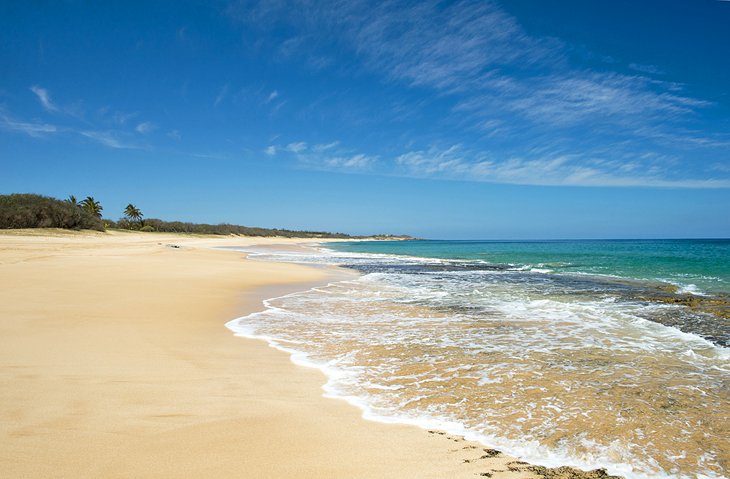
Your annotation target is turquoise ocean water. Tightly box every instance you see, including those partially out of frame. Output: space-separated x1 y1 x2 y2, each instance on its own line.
328 239 730 295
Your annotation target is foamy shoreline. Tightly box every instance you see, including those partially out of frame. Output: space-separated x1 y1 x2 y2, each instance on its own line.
2 229 598 478
230 243 728 479
225 243 642 479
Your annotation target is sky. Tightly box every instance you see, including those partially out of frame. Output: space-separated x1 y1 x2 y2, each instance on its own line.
1 0 729 239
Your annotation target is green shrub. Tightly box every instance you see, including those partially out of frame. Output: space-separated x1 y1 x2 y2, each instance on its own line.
0 194 105 231
115 218 135 230
139 225 155 232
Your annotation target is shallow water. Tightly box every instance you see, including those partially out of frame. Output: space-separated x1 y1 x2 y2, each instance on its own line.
227 244 730 479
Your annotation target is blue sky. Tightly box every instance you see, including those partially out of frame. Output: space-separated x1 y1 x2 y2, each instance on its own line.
1 0 729 238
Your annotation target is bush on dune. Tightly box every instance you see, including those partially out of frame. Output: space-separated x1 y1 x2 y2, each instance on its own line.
0 194 105 231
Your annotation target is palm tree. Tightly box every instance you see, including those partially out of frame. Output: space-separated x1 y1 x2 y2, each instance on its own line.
123 203 143 227
65 195 78 207
80 196 103 218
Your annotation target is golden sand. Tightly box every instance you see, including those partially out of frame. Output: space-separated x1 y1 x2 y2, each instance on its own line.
0 229 555 478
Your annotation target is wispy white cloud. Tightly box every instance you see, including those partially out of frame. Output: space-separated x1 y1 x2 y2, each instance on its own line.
214 84 229 107
0 112 58 137
348 1 556 92
112 111 139 125
226 0 720 164
135 121 156 134
29 85 94 122
80 130 135 149
298 151 377 172
335 2 706 130
267 89 279 103
629 63 664 75
1 107 141 148
190 152 231 160
629 126 730 150
275 138 375 171
299 139 727 185
241 132 729 187
268 100 286 115
502 72 710 127
227 0 553 90
7 87 160 149
30 85 58 112
321 153 375 169
313 141 339 152
285 141 307 153
395 145 730 188
710 162 730 173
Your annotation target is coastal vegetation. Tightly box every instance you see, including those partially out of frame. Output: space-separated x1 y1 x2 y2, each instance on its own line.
120 203 147 231
0 194 105 231
105 216 356 238
123 203 144 227
1 193 410 239
79 196 103 218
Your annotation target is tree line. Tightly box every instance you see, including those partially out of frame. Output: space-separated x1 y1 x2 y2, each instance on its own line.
0 193 362 238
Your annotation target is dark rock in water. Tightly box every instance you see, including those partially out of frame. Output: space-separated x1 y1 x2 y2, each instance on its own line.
481 448 502 458
345 261 512 276
642 293 730 319
630 292 730 347
527 465 623 479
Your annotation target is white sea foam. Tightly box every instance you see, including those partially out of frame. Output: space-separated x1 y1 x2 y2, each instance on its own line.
228 300 722 479
673 282 708 296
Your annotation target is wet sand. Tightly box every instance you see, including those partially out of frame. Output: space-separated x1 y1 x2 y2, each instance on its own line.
0 229 618 478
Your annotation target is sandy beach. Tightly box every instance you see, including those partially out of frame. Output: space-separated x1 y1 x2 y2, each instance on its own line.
0 229 551 478
3 1 726 476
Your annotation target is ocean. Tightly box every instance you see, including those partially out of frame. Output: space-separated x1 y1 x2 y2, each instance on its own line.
226 239 730 479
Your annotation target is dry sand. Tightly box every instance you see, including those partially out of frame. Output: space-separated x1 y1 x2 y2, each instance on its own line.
0 229 600 478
